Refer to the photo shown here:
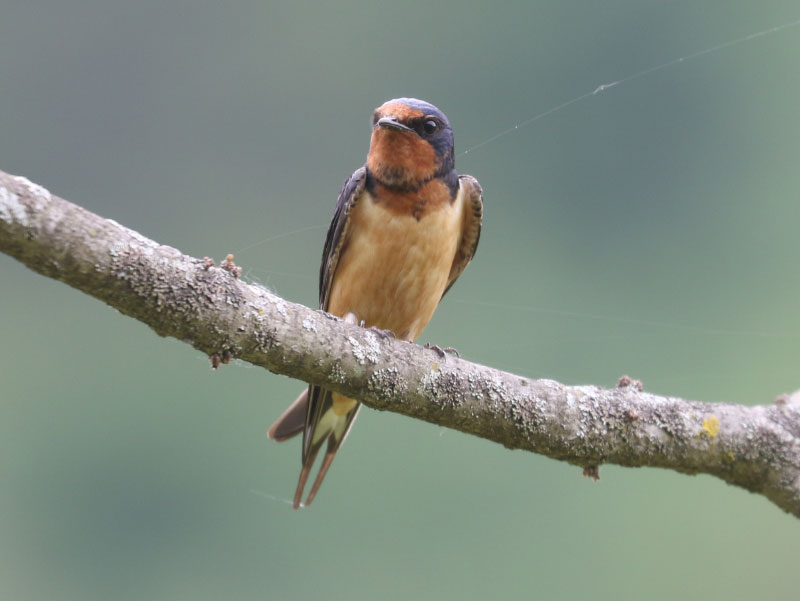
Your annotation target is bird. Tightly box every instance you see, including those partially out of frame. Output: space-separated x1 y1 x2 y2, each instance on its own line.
267 98 483 508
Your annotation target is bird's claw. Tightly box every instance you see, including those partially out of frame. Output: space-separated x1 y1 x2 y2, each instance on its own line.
424 343 460 359
367 326 396 340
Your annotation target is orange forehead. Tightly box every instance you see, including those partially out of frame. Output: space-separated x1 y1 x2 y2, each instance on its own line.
377 103 425 120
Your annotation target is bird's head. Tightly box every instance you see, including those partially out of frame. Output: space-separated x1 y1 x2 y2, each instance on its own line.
366 98 455 191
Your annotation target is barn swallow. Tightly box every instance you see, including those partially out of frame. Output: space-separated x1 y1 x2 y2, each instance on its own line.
267 98 483 508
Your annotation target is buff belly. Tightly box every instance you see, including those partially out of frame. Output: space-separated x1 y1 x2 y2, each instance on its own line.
326 188 464 413
327 189 463 341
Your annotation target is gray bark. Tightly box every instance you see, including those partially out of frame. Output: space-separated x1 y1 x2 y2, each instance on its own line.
2 168 799 517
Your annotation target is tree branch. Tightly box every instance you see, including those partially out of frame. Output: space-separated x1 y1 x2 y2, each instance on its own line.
2 168 799 517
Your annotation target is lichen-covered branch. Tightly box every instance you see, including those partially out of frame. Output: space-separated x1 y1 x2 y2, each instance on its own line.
2 168 799 517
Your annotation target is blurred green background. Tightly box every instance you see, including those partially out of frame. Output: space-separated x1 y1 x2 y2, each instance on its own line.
2 1 799 599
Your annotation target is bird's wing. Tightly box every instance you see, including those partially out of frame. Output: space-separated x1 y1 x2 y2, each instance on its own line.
442 174 483 297
318 166 368 309
292 167 367 507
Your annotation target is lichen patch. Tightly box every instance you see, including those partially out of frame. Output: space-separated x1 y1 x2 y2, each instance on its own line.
12 175 51 206
702 416 721 439
302 316 318 332
348 332 381 365
0 186 26 225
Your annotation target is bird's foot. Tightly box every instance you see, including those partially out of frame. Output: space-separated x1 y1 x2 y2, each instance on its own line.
424 343 460 359
367 326 395 340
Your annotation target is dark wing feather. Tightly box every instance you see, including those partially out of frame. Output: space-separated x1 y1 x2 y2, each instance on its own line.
442 174 483 298
302 167 367 463
267 388 308 442
318 166 368 309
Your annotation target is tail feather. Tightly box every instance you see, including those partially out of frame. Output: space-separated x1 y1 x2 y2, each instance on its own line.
292 387 360 508
272 315 362 509
306 449 337 506
292 447 319 509
267 388 309 442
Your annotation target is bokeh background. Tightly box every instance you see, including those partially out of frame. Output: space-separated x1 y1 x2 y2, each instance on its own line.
2 1 799 599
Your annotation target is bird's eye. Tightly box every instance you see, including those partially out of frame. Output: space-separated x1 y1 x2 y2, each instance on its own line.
422 119 439 135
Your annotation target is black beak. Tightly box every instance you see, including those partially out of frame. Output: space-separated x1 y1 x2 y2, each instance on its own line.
376 116 413 133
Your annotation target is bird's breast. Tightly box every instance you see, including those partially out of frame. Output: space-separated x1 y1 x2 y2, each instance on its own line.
327 182 464 341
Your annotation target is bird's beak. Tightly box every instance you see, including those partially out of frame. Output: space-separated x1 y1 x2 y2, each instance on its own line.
375 116 413 133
